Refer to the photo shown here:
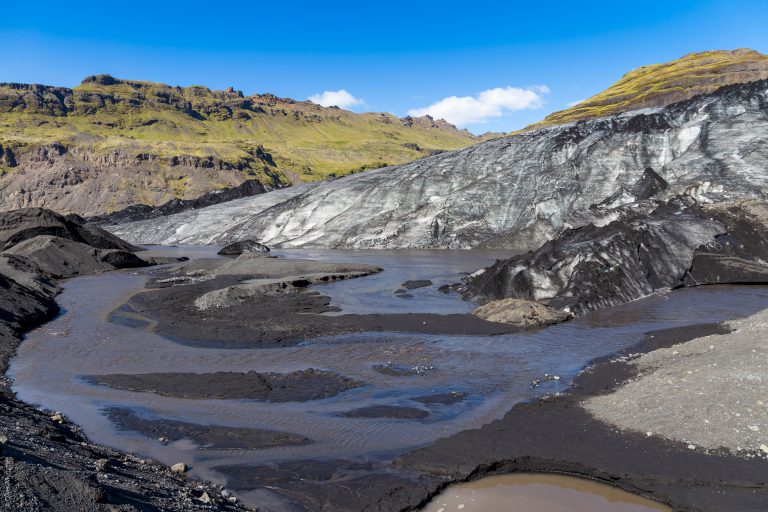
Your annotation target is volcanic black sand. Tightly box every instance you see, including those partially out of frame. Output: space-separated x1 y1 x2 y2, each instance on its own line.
340 405 430 419
120 272 514 350
8 236 767 512
208 322 768 512
401 279 433 289
88 368 363 402
104 407 311 450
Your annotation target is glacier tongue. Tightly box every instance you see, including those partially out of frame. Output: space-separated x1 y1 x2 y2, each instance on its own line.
110 80 768 250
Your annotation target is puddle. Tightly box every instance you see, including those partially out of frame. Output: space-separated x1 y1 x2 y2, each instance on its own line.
422 474 670 511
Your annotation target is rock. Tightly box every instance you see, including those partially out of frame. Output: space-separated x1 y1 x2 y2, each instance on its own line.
472 298 571 329
0 272 59 335
95 459 110 472
198 491 211 504
437 283 461 294
760 444 768 454
170 462 187 474
0 434 7 455
401 279 432 290
630 167 668 200
111 78 768 249
142 256 190 266
217 239 270 256
51 412 64 423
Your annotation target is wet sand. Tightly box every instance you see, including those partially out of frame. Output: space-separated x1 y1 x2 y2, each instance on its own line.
105 407 311 450
89 369 362 402
123 272 515 350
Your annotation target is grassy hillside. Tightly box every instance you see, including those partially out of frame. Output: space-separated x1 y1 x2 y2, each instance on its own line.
0 74 480 183
527 48 768 130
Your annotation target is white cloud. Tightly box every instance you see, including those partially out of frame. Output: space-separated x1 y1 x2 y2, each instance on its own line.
308 90 365 109
567 98 587 107
407 85 549 127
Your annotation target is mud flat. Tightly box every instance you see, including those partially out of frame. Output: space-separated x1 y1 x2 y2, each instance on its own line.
105 407 311 450
89 368 363 402
122 256 514 349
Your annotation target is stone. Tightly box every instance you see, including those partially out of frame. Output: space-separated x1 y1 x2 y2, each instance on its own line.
472 298 571 329
50 412 64 424
170 462 188 474
217 240 270 256
401 279 433 290
198 491 211 504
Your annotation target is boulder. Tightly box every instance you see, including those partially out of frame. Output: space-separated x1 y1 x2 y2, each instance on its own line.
472 298 571 329
170 463 188 474
217 240 270 256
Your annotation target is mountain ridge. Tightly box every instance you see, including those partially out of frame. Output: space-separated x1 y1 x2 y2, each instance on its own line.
0 74 482 215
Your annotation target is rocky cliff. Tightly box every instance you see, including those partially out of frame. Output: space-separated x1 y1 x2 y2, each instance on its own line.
110 78 768 250
0 75 480 215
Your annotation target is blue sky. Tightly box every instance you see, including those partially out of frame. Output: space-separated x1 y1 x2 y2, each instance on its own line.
2 0 767 133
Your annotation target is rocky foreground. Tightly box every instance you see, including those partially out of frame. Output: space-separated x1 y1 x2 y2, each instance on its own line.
0 208 246 511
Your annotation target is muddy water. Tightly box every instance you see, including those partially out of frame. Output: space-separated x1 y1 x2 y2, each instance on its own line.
9 247 768 510
422 474 670 512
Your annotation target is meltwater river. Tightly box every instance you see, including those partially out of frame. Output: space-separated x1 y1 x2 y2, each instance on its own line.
8 247 768 509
